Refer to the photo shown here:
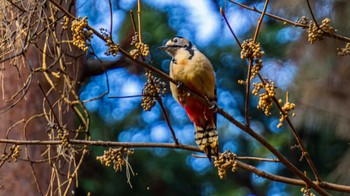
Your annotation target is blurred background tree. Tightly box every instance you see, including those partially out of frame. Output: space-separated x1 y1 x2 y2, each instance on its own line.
74 0 350 195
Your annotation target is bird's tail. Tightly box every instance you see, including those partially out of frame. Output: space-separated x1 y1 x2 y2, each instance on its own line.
194 121 218 160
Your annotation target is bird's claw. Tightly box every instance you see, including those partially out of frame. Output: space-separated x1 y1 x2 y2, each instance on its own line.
176 81 184 89
206 97 218 113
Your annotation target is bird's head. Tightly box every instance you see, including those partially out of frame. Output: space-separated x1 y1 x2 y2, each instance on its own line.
158 36 195 56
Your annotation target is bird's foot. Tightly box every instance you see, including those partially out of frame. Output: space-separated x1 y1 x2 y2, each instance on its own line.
176 81 184 89
208 99 218 113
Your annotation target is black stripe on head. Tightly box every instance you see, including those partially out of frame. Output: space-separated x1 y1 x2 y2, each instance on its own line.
185 41 194 60
173 36 184 40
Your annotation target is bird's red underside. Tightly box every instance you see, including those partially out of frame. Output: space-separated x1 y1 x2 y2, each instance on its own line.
182 96 213 126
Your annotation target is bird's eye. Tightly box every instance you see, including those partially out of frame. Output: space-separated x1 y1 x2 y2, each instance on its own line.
173 38 178 43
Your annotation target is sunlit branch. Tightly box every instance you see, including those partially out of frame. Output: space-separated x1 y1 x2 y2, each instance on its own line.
137 0 143 42
252 0 269 43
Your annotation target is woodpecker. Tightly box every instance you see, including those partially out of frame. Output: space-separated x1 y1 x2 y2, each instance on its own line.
159 36 218 159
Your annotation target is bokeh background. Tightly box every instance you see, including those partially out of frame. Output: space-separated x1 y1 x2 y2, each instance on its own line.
75 0 350 195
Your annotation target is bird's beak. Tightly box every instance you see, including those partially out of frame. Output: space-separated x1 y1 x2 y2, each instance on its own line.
158 46 168 51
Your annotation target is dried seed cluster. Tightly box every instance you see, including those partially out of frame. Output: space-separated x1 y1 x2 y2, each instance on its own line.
10 145 21 162
337 43 350 56
141 71 166 111
129 49 140 59
300 187 315 196
307 18 334 44
241 39 264 59
251 59 263 80
100 28 119 56
135 42 150 57
96 147 134 172
214 150 237 179
237 80 245 85
105 39 119 56
240 39 265 80
252 81 276 116
71 16 92 51
129 33 150 59
62 16 70 30
296 16 309 26
277 92 296 128
57 130 70 148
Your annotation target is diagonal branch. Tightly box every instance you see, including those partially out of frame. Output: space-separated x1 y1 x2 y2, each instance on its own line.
219 7 242 48
306 0 320 28
156 96 179 145
252 0 269 43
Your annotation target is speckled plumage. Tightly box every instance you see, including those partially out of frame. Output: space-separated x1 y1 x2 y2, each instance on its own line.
160 37 218 159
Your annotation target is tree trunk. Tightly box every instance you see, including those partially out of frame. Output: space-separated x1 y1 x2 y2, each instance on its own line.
0 1 85 195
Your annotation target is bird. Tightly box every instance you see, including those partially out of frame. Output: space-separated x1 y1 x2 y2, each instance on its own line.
159 36 218 159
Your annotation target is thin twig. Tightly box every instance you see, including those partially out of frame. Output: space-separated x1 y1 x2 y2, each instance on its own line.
305 0 331 38
108 0 113 41
108 95 143 99
306 0 320 28
38 82 64 133
194 154 280 162
156 96 179 145
220 7 242 48
229 0 350 42
245 60 252 128
252 0 269 43
6 0 25 12
129 10 137 33
137 0 142 42
237 156 279 162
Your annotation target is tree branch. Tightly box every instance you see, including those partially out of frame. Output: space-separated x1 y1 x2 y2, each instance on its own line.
229 0 350 42
236 161 350 193
0 138 349 193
